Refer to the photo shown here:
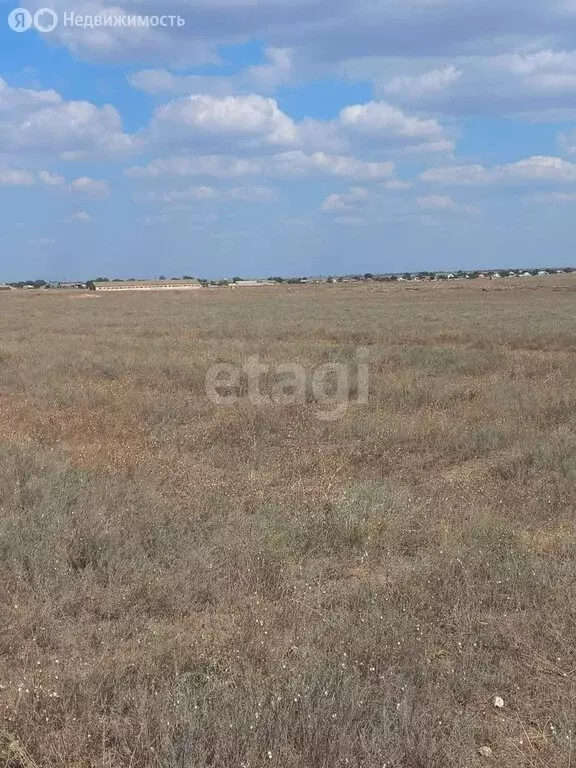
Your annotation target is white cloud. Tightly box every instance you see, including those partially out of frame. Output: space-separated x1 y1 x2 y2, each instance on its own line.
134 186 217 203
141 211 218 226
339 101 446 141
0 77 136 159
417 194 459 209
143 91 451 156
129 47 295 97
0 168 72 187
0 170 37 186
383 66 461 98
420 164 490 184
421 155 576 184
416 194 479 214
22 0 576 71
135 185 276 204
71 210 93 222
126 150 395 181
0 77 60 111
321 187 369 213
38 170 66 186
228 186 278 202
26 0 219 65
126 155 262 179
246 47 295 90
271 151 395 179
149 93 298 147
400 139 455 155
70 176 111 197
375 50 576 120
505 156 576 182
559 127 576 155
61 210 94 224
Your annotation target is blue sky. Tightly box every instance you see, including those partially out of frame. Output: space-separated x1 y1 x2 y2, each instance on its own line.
2 0 576 280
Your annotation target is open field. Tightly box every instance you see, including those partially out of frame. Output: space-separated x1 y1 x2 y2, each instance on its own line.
0 275 575 767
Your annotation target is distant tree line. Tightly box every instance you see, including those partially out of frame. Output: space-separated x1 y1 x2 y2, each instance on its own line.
6 267 574 289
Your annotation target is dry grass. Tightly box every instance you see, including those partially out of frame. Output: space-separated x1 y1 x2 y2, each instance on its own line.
0 276 575 767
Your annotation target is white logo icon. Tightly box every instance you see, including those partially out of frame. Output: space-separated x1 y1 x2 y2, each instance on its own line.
33 7 58 31
8 7 33 31
7 6 58 32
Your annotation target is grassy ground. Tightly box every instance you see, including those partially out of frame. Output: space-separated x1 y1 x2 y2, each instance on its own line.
0 276 575 767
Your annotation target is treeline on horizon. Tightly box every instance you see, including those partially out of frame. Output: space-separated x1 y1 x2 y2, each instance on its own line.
5 267 575 289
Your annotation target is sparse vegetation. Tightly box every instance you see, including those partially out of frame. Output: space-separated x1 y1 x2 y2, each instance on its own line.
0 274 575 767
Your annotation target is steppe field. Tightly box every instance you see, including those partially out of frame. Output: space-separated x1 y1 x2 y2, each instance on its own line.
1 275 576 768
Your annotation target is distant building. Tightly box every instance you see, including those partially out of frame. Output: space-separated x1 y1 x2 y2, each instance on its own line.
229 280 275 287
0 284 13 291
90 279 202 292
59 281 86 289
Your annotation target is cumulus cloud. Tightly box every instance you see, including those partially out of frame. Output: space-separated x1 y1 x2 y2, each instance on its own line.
126 150 395 181
321 187 369 213
0 169 72 187
144 92 451 156
22 0 576 67
61 210 94 223
246 47 295 90
0 77 136 159
135 184 277 204
26 0 218 64
227 186 278 202
148 93 298 148
271 151 395 179
126 155 262 179
339 101 446 142
0 78 60 111
129 47 296 96
420 155 576 184
70 210 93 222
70 176 111 197
38 170 66 186
383 66 462 99
376 51 576 119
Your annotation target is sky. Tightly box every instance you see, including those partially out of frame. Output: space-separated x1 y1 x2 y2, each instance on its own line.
2 0 576 280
